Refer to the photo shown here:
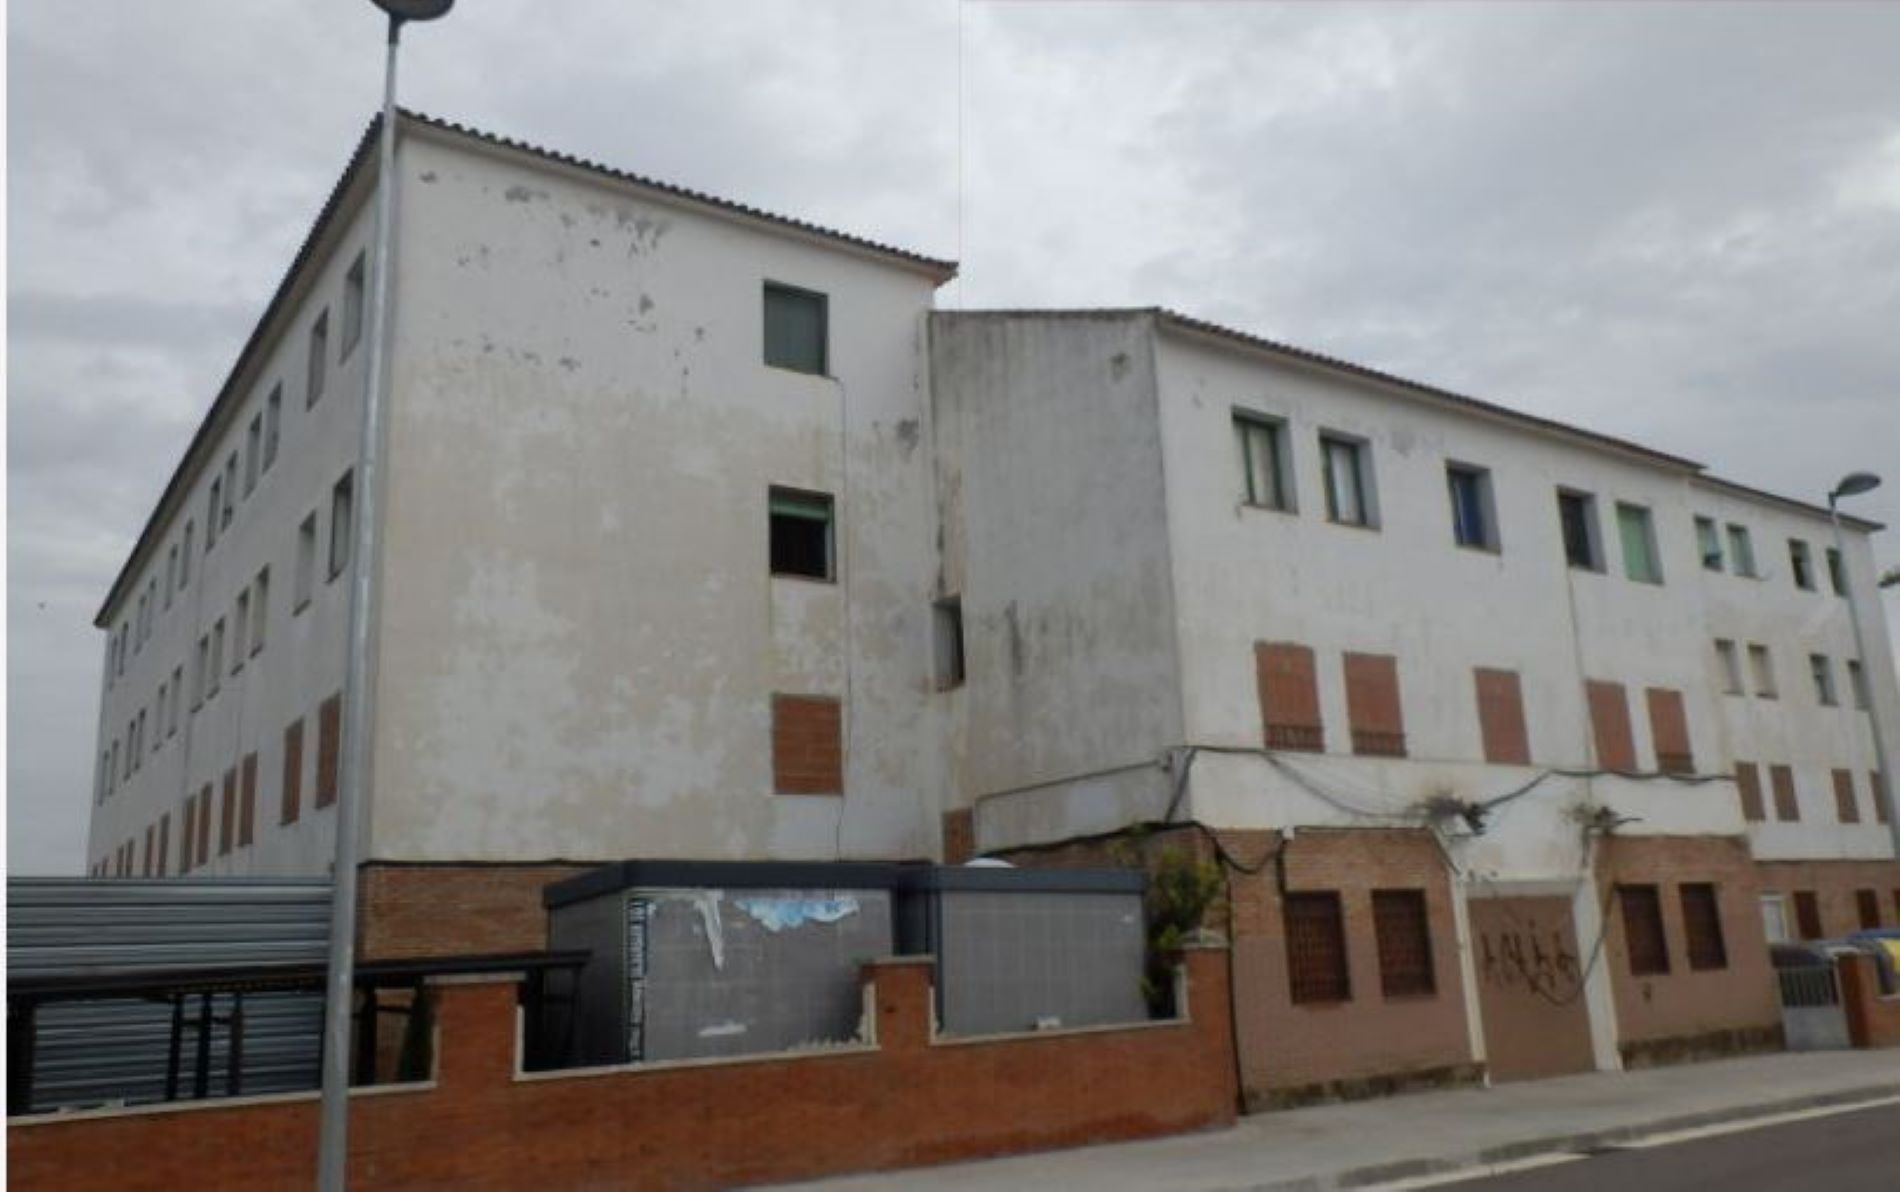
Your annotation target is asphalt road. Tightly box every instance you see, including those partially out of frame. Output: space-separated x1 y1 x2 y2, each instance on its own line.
1447 1102 1900 1191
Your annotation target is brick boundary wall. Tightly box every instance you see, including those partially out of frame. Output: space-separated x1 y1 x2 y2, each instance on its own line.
9 950 1236 1191
1838 953 1900 1049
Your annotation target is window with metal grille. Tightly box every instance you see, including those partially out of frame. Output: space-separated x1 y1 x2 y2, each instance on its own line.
1792 890 1823 940
1857 889 1881 930
1372 889 1435 997
1619 885 1670 975
1283 891 1350 1004
1679 884 1727 970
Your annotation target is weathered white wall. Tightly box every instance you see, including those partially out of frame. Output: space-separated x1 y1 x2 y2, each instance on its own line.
928 312 1186 850
366 128 949 862
87 178 373 877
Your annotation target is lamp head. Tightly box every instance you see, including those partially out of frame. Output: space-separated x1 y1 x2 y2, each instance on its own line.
371 0 453 23
1831 471 1882 502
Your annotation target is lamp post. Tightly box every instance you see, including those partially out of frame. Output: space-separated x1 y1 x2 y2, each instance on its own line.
319 3 452 1188
1825 471 1899 859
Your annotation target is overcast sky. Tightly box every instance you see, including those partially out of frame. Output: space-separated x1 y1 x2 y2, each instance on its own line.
9 2 1899 873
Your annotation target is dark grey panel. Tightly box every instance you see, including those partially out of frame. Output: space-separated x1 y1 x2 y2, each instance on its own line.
935 889 1146 1035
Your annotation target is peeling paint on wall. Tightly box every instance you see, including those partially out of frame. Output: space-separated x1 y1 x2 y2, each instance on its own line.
734 894 861 933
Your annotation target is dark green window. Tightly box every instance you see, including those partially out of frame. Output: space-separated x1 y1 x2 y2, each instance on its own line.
763 283 827 375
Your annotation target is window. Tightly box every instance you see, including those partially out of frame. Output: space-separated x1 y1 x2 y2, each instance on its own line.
342 252 366 358
244 413 261 497
1473 667 1530 765
1857 889 1882 930
771 693 844 795
1826 547 1845 596
1283 891 1350 1003
1789 540 1814 590
192 636 208 708
295 511 318 610
1847 659 1869 710
252 569 269 656
1320 434 1375 528
206 478 222 548
169 665 183 735
1770 763 1799 821
1792 890 1823 940
282 718 305 825
109 741 119 791
762 282 827 374
1557 490 1601 570
180 521 194 587
135 593 147 651
1616 503 1662 584
1695 516 1723 570
307 309 329 406
165 546 178 609
1878 773 1891 826
1372 889 1435 997
329 471 354 581
1714 639 1743 695
1619 885 1669 976
1833 769 1860 824
1810 654 1837 706
154 683 167 750
1343 652 1406 757
263 385 282 471
1647 687 1693 773
316 693 343 808
233 592 250 671
1256 641 1323 751
1726 524 1757 577
208 619 224 697
221 454 236 529
1585 679 1636 771
219 769 236 856
1680 884 1728 970
195 785 213 866
157 814 169 877
180 796 195 874
239 753 258 848
933 597 965 690
1748 644 1777 698
768 487 834 580
1445 463 1498 551
1235 413 1292 511
1735 761 1765 822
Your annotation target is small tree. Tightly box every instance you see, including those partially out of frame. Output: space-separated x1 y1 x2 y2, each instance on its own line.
1143 847 1224 1015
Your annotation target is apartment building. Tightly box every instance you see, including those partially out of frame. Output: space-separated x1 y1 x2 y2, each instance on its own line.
87 115 1897 1100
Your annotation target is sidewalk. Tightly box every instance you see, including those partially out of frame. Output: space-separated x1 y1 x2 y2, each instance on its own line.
772 1050 1900 1191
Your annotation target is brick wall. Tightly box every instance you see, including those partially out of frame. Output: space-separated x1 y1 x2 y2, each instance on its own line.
1594 836 1781 1066
772 693 844 794
1838 953 1900 1049
9 951 1236 1191
358 862 591 961
1753 858 1900 939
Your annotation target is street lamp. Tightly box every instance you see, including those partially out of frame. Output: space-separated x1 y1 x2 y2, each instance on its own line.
319 2 453 1189
1825 471 1899 858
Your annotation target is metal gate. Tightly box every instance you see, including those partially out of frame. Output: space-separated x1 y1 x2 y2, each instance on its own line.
1776 964 1850 1051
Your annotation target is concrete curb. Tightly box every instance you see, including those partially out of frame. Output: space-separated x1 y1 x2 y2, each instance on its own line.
1226 1079 1900 1192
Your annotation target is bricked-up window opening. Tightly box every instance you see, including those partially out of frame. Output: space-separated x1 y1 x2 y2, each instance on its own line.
1748 644 1777 698
1235 412 1292 511
316 693 343 809
1726 524 1757 577
1585 679 1636 772
1789 539 1814 590
263 385 281 472
1826 547 1845 596
180 796 195 873
342 252 367 359
1679 884 1727 970
1616 503 1662 584
329 470 354 581
282 718 304 825
1557 489 1602 570
142 827 153 876
1833 769 1860 824
1792 890 1823 940
1856 889 1881 930
1735 762 1766 822
1373 889 1435 997
219 769 237 856
157 814 169 877
1645 687 1693 774
932 597 965 690
195 785 213 866
1695 516 1723 570
1619 885 1669 976
1446 463 1499 551
1284 891 1351 1004
307 308 328 406
762 282 827 375
239 753 258 847
1256 641 1323 751
1320 433 1376 528
1809 654 1837 706
768 488 834 581
772 693 844 795
1770 764 1799 822
1847 660 1869 710
1474 667 1530 765
1344 652 1406 757
1714 639 1743 695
